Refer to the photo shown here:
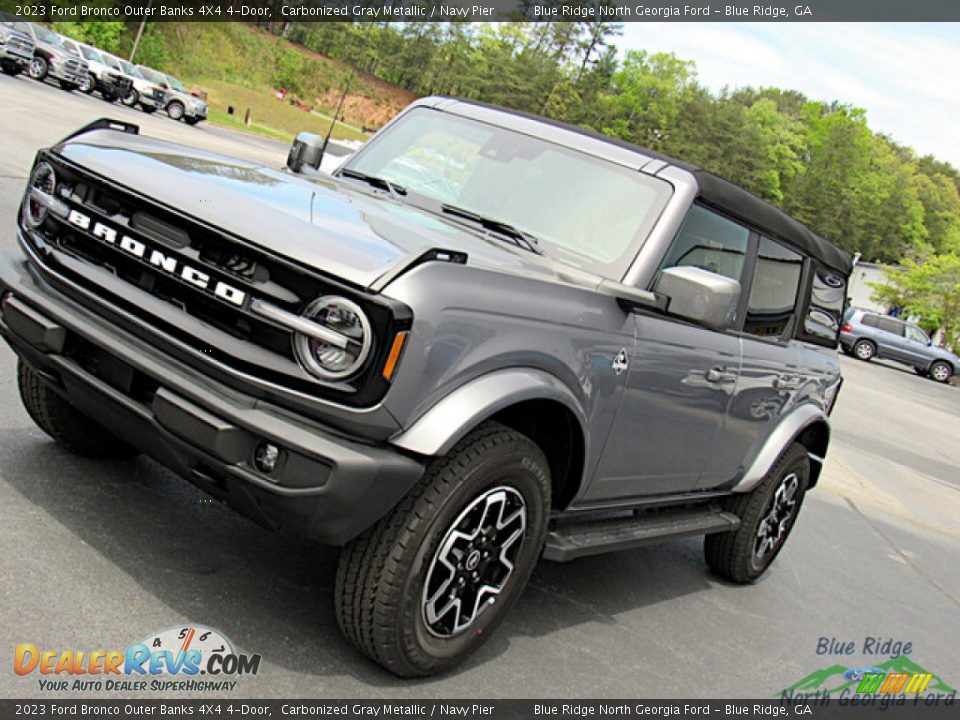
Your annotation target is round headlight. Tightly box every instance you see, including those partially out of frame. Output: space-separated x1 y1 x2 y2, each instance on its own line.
293 296 372 380
23 161 56 228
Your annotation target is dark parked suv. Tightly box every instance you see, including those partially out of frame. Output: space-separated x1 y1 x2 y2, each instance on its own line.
2 101 851 677
841 308 957 382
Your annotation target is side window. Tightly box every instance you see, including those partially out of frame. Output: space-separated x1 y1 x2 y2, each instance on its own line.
906 326 929 344
878 317 905 336
801 263 847 345
743 237 803 338
659 205 749 283
862 314 880 328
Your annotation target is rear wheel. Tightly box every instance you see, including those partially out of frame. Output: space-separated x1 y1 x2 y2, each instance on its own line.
122 89 139 106
929 361 953 383
335 421 550 677
17 361 139 459
27 56 48 81
853 339 876 361
705 443 809 583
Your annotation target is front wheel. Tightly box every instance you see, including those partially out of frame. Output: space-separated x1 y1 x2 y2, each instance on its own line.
27 56 48 81
335 421 550 677
123 89 139 106
80 73 95 93
705 442 809 583
166 100 184 120
929 361 953 383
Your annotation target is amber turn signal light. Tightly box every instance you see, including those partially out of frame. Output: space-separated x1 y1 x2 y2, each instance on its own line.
382 331 409 381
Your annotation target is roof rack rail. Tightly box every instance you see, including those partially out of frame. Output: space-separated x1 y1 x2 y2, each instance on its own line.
58 118 140 145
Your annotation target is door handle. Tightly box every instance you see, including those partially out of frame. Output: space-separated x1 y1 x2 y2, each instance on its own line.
706 367 736 383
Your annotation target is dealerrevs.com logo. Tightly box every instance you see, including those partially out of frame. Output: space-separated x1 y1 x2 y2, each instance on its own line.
14 625 261 692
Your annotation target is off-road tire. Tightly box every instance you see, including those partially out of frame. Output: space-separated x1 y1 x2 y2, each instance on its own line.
335 421 550 677
705 442 809 583
853 339 876 361
17 361 139 459
929 360 953 383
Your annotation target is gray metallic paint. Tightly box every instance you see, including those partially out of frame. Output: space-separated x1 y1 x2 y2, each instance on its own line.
38 102 844 512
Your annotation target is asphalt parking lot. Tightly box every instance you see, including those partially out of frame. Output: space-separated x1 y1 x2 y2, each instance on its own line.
1 73 958 699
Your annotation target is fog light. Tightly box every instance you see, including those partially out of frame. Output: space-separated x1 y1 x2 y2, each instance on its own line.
254 442 280 474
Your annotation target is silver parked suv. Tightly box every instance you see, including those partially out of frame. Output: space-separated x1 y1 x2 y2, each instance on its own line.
3 100 851 677
841 307 957 382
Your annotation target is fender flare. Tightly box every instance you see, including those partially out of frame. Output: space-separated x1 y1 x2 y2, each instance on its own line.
390 368 588 458
732 404 830 493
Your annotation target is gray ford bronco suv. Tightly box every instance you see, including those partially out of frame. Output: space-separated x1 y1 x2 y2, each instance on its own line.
2 99 850 677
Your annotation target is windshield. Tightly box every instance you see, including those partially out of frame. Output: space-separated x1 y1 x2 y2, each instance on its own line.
344 108 673 277
138 66 165 84
103 55 122 71
31 24 63 47
120 60 142 78
80 46 102 63
166 75 186 92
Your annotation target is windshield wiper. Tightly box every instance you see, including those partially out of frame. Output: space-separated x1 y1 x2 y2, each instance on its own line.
339 169 406 200
441 204 542 255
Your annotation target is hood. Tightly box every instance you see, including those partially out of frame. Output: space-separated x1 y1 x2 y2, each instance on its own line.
53 129 576 291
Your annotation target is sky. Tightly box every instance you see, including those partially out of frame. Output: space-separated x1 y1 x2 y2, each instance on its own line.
619 23 960 168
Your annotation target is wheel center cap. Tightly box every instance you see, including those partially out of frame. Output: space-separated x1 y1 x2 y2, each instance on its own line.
465 550 482 571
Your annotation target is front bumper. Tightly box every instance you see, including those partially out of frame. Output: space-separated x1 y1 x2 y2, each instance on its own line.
0 251 425 545
1 45 32 67
49 61 87 86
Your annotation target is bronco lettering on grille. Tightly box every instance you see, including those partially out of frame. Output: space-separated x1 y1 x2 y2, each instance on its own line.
66 208 246 307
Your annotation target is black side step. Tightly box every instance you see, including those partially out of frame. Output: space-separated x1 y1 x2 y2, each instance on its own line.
542 506 740 562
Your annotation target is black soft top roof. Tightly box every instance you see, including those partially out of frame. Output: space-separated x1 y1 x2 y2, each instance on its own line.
448 98 853 276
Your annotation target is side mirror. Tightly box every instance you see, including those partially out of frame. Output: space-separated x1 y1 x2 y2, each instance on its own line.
286 131 326 174
654 266 741 331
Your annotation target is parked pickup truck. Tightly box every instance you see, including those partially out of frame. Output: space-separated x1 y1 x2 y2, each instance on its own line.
3 101 851 677
0 16 34 76
21 22 87 91
59 38 131 102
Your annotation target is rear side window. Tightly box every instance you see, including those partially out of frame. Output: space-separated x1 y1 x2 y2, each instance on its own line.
878 317 905 336
743 237 803 338
660 205 749 283
862 314 880 328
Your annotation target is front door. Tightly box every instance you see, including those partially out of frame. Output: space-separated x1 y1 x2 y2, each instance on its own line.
586 204 751 500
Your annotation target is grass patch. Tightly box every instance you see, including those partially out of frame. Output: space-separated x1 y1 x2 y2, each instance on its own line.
190 78 369 144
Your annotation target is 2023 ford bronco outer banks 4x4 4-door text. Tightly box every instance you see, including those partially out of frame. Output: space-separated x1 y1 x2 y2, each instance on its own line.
2 100 850 677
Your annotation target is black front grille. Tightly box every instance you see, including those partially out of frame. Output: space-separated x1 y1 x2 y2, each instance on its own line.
21 153 409 407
